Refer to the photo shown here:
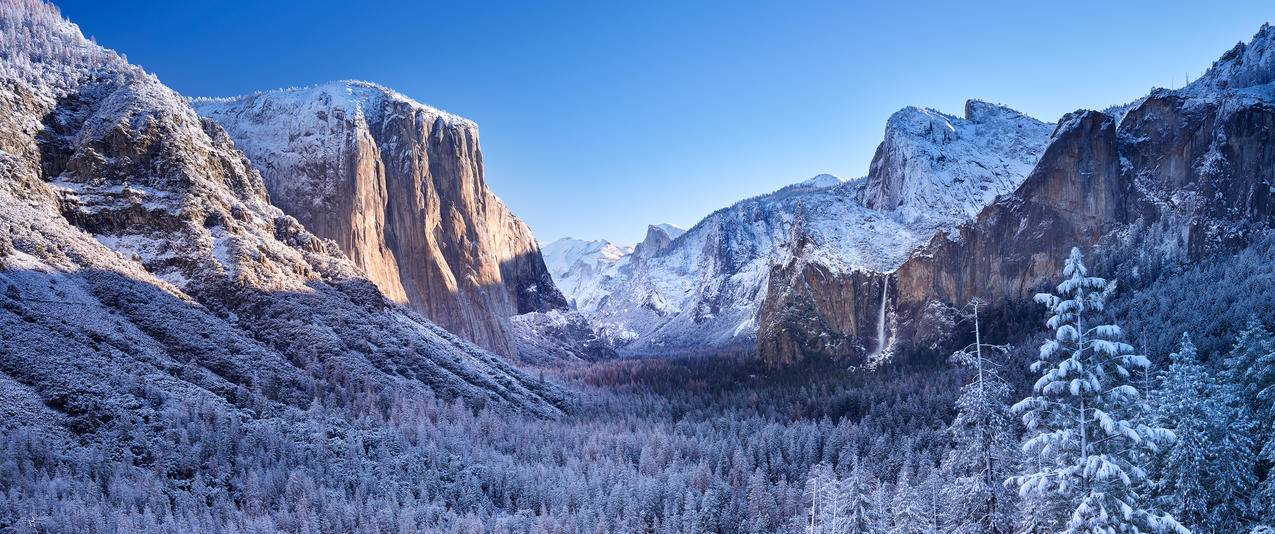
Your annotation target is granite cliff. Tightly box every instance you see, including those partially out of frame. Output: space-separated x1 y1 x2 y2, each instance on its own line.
195 83 570 359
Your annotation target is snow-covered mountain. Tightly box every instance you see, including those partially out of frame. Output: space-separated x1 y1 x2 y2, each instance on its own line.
540 223 689 316
544 102 1051 355
0 0 568 430
763 23 1275 366
192 81 579 361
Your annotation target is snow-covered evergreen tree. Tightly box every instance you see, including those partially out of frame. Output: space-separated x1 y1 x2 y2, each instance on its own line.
803 462 879 534
1223 319 1275 407
870 479 896 533
1009 247 1183 533
893 466 924 534
916 467 947 533
1224 319 1275 522
838 463 878 534
1150 333 1257 533
943 299 1019 534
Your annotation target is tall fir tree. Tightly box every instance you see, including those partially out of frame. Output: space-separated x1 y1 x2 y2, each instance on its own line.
1010 247 1183 533
1150 333 1257 533
803 462 882 534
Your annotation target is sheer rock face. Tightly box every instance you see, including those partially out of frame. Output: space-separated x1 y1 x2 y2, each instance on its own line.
632 224 685 260
195 84 567 357
756 239 891 366
888 110 1130 345
0 0 568 435
890 30 1275 346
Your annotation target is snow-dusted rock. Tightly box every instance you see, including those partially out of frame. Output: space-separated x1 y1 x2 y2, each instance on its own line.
633 224 685 260
882 23 1275 357
1182 22 1275 99
509 309 617 365
555 175 931 355
861 100 1053 230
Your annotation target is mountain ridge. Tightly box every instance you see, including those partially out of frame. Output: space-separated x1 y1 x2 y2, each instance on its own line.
759 21 1275 365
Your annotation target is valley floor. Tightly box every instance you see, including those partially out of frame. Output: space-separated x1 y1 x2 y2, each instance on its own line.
0 352 964 533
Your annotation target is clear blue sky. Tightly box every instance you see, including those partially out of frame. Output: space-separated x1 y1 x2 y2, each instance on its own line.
54 1 1273 244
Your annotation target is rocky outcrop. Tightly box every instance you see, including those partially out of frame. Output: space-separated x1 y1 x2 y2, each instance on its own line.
861 100 1053 229
584 178 926 356
632 224 685 260
751 103 1053 366
0 0 569 434
888 109 1132 344
195 83 567 358
890 37 1275 344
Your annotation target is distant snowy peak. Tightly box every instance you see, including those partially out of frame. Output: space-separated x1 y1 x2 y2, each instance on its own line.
1183 22 1275 99
633 223 685 259
539 237 631 312
542 237 629 278
861 100 1053 228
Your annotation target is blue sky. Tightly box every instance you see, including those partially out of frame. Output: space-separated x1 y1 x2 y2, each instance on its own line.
55 1 1273 244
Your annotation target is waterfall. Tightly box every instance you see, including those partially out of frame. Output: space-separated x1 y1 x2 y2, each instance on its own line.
872 274 890 359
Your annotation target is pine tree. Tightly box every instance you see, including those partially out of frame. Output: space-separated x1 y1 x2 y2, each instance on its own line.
916 467 946 533
1150 333 1257 533
839 463 878 534
1010 247 1183 533
943 299 1019 534
869 479 896 533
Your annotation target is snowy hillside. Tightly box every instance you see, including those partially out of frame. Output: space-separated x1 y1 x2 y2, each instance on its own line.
546 102 1052 355
1183 22 1275 98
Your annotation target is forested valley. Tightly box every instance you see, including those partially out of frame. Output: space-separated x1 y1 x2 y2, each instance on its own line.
6 240 1275 533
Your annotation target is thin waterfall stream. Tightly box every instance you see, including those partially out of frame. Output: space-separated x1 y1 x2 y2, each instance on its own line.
872 274 889 359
